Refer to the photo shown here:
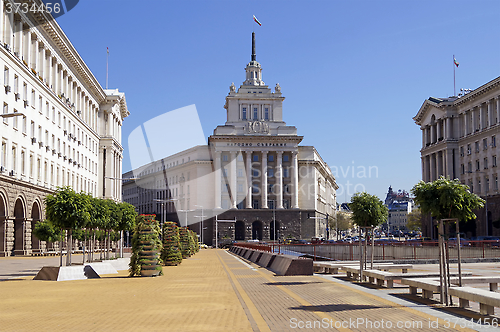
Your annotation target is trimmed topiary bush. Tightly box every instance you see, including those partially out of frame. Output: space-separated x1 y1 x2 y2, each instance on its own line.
161 222 183 266
179 227 193 258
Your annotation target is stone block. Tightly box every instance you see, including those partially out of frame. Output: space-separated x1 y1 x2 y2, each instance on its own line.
268 254 313 276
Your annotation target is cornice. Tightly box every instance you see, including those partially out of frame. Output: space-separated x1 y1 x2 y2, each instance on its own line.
28 1 106 104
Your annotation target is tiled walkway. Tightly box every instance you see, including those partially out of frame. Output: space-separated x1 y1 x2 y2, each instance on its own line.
0 249 495 331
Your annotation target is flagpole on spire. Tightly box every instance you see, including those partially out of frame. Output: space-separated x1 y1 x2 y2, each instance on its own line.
453 55 459 97
106 47 109 89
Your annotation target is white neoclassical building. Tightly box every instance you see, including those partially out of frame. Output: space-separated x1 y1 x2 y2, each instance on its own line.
123 33 338 244
414 76 500 238
0 0 129 256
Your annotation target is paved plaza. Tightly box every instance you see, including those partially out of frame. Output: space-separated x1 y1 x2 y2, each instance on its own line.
0 249 499 331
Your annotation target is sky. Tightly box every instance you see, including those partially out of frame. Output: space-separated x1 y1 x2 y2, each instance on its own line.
55 0 500 202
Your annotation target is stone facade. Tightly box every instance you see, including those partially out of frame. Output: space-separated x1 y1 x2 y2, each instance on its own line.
414 76 500 238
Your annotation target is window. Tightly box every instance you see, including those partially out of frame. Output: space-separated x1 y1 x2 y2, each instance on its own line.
460 147 464 157
4 67 9 86
475 141 479 153
3 103 8 124
496 176 499 191
484 138 488 150
242 107 247 120
222 154 228 162
268 183 274 193
283 168 289 178
31 90 35 106
268 168 274 177
253 155 259 162
237 154 243 161
29 154 33 177
493 136 497 148
253 200 259 209
223 168 227 176
269 199 274 209
268 155 274 162
23 82 27 101
283 155 289 162
486 177 490 193
238 183 243 193
494 156 497 167
1 141 6 168
253 169 259 177
11 146 16 172
252 183 259 193
264 107 269 120
238 168 243 177
467 144 471 155
253 107 258 120
22 115 26 134
13 75 18 94
13 109 18 129
484 158 488 169
461 164 465 175
476 160 480 171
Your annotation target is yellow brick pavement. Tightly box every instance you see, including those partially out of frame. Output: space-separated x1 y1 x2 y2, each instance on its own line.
0 249 483 332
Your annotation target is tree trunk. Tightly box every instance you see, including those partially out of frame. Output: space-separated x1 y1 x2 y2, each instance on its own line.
66 229 72 266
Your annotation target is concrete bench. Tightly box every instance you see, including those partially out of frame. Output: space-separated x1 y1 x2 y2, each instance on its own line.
344 264 413 280
364 270 472 288
448 286 500 315
400 278 442 299
313 262 395 274
449 276 500 292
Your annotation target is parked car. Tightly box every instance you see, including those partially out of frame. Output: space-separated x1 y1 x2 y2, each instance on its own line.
448 238 470 247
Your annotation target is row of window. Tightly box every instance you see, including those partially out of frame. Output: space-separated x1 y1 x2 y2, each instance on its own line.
461 156 498 174
241 106 272 121
465 175 499 195
460 136 497 156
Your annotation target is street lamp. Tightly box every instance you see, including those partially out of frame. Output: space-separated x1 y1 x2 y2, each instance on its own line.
0 112 25 118
194 204 204 244
154 198 178 234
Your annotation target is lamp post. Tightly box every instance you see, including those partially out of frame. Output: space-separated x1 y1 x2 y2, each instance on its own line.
154 198 178 235
194 204 204 244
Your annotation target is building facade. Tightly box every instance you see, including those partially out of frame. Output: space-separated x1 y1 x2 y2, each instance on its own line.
384 186 413 234
0 0 129 256
123 33 338 245
413 77 500 238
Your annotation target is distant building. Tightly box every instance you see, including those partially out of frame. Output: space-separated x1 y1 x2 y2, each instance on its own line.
384 186 412 234
123 33 338 244
413 77 500 238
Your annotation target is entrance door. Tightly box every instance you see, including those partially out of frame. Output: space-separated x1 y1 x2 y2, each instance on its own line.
252 220 262 240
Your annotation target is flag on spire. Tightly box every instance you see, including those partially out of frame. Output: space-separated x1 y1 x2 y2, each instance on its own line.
253 15 261 26
454 57 459 67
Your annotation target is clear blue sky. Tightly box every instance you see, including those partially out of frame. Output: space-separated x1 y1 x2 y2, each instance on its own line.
56 0 500 202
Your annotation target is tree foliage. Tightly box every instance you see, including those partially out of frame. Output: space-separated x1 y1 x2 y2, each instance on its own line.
45 186 91 231
406 208 422 231
411 177 485 222
32 220 61 243
330 211 353 231
349 192 388 227
118 202 137 231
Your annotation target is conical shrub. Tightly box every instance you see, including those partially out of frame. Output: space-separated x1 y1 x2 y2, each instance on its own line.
129 214 163 277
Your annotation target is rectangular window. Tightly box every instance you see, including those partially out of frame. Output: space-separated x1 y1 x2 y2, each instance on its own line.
222 154 228 162
253 200 259 209
461 164 465 175
22 115 26 134
484 158 489 169
268 183 274 193
475 141 479 153
268 168 274 177
467 144 471 155
3 103 8 124
496 176 499 191
242 107 247 120
476 160 480 171
31 90 35 106
11 146 16 172
13 75 18 94
4 67 9 86
238 168 243 177
29 154 33 177
264 107 269 120
460 147 464 157
269 199 274 209
238 183 243 193
493 156 497 167
283 168 289 178
484 138 488 150
253 154 259 162
283 155 289 162
253 108 258 120
13 109 18 129
468 162 472 173
1 141 6 167
493 135 497 148
268 155 274 162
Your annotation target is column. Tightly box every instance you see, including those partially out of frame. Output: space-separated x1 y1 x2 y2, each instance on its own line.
436 120 441 140
464 111 469 136
230 151 237 209
276 151 283 209
446 117 452 139
488 100 494 127
246 151 252 208
261 151 268 209
497 97 500 125
437 151 442 178
422 128 426 147
479 104 484 129
292 151 299 209
472 107 477 132
430 125 436 144
446 149 454 179
430 153 437 182
421 157 426 182
214 151 221 209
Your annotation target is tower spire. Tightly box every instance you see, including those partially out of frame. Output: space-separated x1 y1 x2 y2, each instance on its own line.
251 32 256 61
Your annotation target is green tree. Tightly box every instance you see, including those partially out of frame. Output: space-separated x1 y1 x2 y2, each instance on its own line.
349 192 388 228
411 177 484 222
32 220 61 244
105 200 122 259
117 202 137 257
349 192 388 279
330 211 353 239
45 187 91 265
406 208 422 232
89 197 110 261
